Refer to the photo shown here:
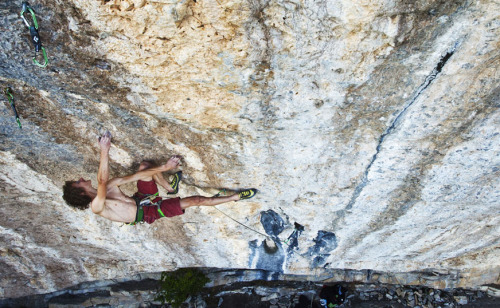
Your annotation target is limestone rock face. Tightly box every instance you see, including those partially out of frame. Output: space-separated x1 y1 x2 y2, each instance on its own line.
0 0 499 298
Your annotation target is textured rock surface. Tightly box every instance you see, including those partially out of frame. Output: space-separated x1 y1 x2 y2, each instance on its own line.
0 0 499 299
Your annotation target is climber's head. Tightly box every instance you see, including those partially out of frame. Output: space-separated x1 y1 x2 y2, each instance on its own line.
62 178 93 210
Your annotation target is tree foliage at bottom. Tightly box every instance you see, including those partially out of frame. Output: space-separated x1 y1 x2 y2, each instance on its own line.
155 268 210 307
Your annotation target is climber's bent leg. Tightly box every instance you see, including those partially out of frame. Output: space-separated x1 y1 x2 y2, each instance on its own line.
153 171 175 193
137 161 176 193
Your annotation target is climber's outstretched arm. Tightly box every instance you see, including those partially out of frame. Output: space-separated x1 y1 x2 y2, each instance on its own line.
108 156 181 187
91 132 112 214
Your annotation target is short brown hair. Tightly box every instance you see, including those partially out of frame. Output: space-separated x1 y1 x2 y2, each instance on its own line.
62 181 92 210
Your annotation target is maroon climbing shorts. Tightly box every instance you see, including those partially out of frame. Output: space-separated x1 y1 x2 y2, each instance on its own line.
135 180 184 224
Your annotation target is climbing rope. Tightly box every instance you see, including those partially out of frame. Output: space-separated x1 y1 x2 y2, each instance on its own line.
212 189 273 239
212 189 299 247
214 206 273 240
20 2 48 68
3 87 22 129
213 196 314 264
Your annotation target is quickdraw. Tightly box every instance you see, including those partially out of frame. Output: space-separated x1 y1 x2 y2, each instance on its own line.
20 2 48 68
3 87 22 129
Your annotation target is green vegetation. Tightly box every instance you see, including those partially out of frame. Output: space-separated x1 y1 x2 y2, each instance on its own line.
155 268 210 307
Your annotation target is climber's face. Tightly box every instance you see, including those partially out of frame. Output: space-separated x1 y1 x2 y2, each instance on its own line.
73 178 92 189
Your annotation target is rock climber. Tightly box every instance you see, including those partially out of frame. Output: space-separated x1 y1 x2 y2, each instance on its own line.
62 131 257 224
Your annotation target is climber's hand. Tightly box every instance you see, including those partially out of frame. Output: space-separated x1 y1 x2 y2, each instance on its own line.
99 131 112 152
163 155 182 171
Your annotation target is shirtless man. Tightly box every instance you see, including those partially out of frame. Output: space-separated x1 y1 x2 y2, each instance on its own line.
62 132 257 224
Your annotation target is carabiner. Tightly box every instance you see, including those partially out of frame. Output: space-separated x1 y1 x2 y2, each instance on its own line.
3 87 22 129
20 2 48 68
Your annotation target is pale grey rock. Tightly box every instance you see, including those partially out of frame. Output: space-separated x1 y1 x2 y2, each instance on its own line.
0 0 499 299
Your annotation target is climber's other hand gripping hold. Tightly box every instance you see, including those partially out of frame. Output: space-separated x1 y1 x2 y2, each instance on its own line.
162 155 181 171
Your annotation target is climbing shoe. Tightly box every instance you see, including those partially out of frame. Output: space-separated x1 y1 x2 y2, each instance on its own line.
167 171 182 195
238 188 257 200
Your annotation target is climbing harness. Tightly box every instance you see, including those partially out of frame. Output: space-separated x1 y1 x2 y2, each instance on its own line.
124 172 182 226
20 2 48 68
126 192 165 226
3 87 22 129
